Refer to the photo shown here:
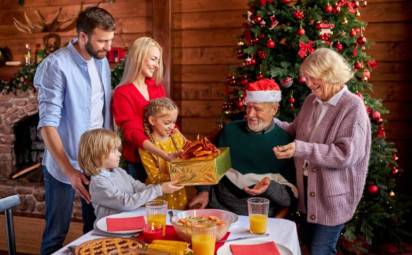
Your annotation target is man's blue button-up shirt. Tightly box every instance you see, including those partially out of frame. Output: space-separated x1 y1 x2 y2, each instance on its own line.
34 40 112 184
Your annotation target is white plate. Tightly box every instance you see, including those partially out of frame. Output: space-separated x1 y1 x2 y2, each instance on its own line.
95 211 145 234
217 238 292 255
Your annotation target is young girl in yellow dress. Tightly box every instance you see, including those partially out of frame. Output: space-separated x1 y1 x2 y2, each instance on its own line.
139 97 195 209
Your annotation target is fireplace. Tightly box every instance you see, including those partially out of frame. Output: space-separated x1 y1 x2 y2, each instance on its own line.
0 90 82 219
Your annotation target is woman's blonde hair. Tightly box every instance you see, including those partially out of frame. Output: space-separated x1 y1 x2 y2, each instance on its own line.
300 47 353 86
78 129 121 176
119 37 164 86
143 97 178 135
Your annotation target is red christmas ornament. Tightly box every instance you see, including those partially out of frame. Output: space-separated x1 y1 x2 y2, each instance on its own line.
297 28 305 36
250 58 256 65
254 15 263 24
237 99 245 109
376 126 385 138
363 69 371 81
357 35 367 45
237 50 244 59
366 106 372 116
260 0 267 6
335 41 343 52
281 77 293 88
333 5 342 14
288 97 295 104
251 37 260 45
281 0 292 4
293 10 304 20
324 3 333 13
354 61 363 70
266 38 275 48
350 28 357 37
258 50 267 59
372 110 381 121
393 154 399 161
256 72 264 80
391 167 399 176
368 184 379 195
241 78 249 86
367 59 378 69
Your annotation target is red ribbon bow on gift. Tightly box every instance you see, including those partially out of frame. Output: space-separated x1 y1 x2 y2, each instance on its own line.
298 41 315 59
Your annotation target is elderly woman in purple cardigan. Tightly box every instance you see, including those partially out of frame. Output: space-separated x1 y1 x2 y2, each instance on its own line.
273 48 371 255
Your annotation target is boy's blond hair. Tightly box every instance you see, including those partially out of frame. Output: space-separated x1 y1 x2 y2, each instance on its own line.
143 97 178 135
78 129 121 176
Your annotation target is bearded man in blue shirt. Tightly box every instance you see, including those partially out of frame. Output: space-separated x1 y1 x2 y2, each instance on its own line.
34 7 115 254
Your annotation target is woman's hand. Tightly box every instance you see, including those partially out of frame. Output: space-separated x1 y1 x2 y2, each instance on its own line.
244 177 270 196
273 142 296 159
161 181 183 194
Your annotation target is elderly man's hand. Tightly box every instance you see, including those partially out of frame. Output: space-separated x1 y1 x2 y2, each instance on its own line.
244 177 270 196
188 191 209 209
273 141 296 159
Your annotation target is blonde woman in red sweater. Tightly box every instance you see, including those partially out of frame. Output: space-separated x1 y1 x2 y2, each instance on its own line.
112 37 179 182
274 48 371 255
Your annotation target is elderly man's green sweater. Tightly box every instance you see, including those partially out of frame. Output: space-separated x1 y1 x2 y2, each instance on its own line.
216 119 294 182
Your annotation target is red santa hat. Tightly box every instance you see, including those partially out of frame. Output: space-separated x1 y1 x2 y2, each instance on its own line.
244 79 281 103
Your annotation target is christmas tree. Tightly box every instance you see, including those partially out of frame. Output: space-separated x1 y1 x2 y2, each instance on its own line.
221 0 410 252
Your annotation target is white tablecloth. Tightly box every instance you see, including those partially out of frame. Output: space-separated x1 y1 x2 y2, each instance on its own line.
54 209 301 255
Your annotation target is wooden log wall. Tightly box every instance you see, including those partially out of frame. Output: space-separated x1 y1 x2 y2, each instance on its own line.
172 0 412 194
0 0 410 191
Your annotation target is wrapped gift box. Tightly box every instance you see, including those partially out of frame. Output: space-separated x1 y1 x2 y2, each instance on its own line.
168 147 231 185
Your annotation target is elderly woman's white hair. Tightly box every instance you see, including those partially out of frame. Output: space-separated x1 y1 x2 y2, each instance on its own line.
300 48 353 86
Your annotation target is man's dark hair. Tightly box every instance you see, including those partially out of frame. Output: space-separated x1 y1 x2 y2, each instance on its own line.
76 7 116 35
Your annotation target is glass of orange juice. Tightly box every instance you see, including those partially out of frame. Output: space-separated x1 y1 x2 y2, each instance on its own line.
247 197 269 234
145 199 167 236
191 223 216 255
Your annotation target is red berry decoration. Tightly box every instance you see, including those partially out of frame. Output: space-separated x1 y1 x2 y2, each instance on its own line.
293 10 304 20
258 50 267 59
368 184 379 195
266 38 275 48
324 3 333 13
297 28 305 36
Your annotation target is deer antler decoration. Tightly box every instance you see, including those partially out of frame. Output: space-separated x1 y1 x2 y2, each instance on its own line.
13 3 83 34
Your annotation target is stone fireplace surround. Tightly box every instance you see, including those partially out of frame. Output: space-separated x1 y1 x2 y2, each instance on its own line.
0 90 82 220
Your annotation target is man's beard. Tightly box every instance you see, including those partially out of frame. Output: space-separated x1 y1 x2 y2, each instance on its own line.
85 40 107 59
247 119 267 132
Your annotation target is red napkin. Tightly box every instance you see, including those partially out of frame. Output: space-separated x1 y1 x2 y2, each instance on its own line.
230 241 280 255
106 215 145 232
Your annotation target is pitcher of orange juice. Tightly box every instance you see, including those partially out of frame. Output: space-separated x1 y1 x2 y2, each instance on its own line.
191 223 216 255
145 199 167 236
247 197 269 234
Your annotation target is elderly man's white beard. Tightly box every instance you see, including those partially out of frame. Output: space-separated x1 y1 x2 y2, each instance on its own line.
247 119 270 132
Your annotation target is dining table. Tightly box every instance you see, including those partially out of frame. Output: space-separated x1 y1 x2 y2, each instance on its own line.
54 208 301 255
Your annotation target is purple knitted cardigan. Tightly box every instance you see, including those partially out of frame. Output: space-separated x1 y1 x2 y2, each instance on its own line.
277 90 371 226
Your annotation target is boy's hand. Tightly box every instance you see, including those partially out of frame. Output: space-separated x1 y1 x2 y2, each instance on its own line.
161 181 183 194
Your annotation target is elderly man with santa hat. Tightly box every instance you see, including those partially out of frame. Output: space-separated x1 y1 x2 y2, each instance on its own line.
189 79 297 217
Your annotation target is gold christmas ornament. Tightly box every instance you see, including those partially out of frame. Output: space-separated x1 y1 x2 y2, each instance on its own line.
389 191 395 197
356 10 361 17
342 17 348 25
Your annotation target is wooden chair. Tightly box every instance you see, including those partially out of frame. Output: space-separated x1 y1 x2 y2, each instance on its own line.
0 195 21 255
274 207 289 218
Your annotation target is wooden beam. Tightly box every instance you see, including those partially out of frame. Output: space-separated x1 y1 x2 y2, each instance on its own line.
152 0 172 97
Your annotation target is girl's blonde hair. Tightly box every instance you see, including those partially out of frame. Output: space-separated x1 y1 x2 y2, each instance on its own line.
300 47 353 86
143 97 178 135
119 37 164 86
78 129 121 176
